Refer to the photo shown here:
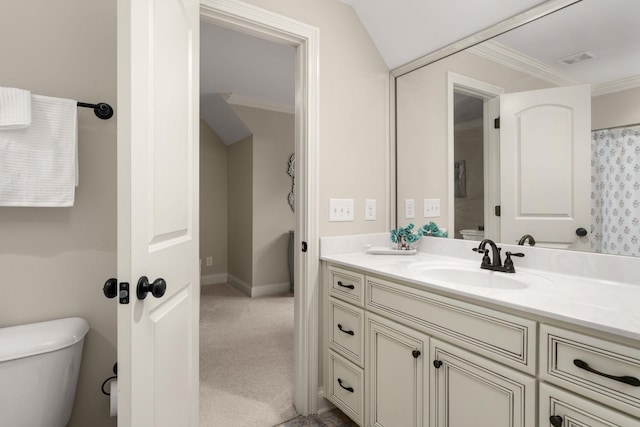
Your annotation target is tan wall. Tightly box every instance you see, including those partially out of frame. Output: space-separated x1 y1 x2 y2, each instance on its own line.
232 105 295 289
199 120 228 277
239 0 390 236
0 1 117 427
592 86 640 130
227 136 254 284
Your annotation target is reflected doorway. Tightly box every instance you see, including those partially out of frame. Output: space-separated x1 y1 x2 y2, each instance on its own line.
447 73 503 242
453 91 485 241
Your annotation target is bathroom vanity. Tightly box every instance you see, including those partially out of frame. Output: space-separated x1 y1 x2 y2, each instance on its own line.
321 235 640 427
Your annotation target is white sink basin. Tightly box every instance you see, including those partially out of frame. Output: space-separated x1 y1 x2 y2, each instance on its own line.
419 266 550 289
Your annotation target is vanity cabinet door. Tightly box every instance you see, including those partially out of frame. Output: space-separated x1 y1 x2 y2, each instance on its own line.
540 383 640 426
366 313 429 427
430 339 536 427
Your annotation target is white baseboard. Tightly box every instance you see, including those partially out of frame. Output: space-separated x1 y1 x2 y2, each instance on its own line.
315 387 334 415
227 274 252 296
251 282 291 297
200 273 228 286
227 274 291 298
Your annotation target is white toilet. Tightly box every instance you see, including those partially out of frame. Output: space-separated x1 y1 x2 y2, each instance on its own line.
0 317 89 427
459 228 485 241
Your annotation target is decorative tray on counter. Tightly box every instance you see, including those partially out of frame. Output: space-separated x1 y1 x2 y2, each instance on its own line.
366 247 418 255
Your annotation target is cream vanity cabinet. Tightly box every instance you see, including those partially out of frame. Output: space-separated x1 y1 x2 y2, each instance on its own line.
323 262 640 427
324 263 537 427
539 324 640 426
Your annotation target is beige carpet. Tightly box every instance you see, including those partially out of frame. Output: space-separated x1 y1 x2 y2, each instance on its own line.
200 283 298 427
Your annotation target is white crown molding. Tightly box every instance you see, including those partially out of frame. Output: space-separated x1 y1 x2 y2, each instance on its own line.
470 41 640 97
227 93 295 114
592 75 640 97
391 0 581 77
469 40 583 87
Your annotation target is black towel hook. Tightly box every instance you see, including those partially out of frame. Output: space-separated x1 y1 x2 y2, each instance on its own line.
77 101 114 120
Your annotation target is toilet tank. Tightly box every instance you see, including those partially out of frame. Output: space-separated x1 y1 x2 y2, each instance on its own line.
0 317 90 427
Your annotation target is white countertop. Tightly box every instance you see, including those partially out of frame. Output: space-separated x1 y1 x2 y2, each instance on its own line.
321 250 640 343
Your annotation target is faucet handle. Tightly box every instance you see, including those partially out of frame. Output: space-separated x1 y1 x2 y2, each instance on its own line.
505 251 525 258
472 247 491 266
503 251 525 273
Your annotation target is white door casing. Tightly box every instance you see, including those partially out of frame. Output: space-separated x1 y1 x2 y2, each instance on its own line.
500 84 591 250
117 0 200 425
199 0 320 415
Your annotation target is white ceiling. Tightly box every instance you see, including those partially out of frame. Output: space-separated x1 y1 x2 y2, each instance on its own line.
347 0 548 70
200 22 295 145
200 0 640 143
493 0 640 85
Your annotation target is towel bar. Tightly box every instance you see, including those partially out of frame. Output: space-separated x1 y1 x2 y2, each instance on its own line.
77 102 113 120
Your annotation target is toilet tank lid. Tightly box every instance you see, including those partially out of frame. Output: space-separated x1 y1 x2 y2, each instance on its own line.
0 317 89 362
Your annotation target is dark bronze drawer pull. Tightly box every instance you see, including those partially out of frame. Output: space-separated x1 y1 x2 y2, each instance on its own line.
573 359 640 387
337 324 354 336
337 280 355 290
337 378 354 393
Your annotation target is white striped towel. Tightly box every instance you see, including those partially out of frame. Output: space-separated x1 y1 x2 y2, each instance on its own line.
0 94 78 207
0 87 32 129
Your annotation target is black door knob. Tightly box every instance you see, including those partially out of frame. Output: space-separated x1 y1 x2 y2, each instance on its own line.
103 278 117 299
136 276 167 300
576 227 588 237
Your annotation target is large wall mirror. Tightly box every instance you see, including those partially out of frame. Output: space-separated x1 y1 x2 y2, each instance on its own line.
395 0 640 257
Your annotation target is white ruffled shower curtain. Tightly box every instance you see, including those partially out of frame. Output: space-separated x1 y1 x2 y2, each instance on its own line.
591 125 640 256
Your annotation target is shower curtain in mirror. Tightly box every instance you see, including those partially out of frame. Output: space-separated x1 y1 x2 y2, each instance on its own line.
591 125 640 256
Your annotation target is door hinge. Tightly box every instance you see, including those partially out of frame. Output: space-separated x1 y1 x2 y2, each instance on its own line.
494 117 500 129
495 205 501 217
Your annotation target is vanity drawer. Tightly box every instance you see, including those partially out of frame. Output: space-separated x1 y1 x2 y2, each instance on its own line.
540 324 640 418
326 350 364 426
328 297 365 367
366 275 537 374
328 265 365 307
540 383 640 427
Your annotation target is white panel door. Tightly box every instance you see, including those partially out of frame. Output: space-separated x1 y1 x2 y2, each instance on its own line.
500 85 590 250
117 0 200 426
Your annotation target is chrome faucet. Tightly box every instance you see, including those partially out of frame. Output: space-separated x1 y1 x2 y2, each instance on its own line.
472 239 524 273
518 234 536 246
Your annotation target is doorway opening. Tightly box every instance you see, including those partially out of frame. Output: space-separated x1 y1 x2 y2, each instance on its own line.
200 0 321 419
447 72 503 242
199 19 297 426
453 91 485 241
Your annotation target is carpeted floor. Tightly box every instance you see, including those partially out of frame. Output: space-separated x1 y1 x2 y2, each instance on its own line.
199 283 298 426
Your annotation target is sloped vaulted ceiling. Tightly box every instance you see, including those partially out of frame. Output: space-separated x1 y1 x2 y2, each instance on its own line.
344 0 549 69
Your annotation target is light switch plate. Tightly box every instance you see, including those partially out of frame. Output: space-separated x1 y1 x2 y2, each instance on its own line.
405 199 415 219
329 198 355 222
424 199 440 218
365 199 376 220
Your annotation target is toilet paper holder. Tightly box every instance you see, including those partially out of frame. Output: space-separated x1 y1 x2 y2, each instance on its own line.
101 363 118 396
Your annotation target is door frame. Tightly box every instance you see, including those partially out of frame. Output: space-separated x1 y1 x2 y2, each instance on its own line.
200 0 320 415
447 72 503 241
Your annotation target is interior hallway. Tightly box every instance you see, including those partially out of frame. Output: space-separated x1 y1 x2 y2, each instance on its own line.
199 283 297 426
